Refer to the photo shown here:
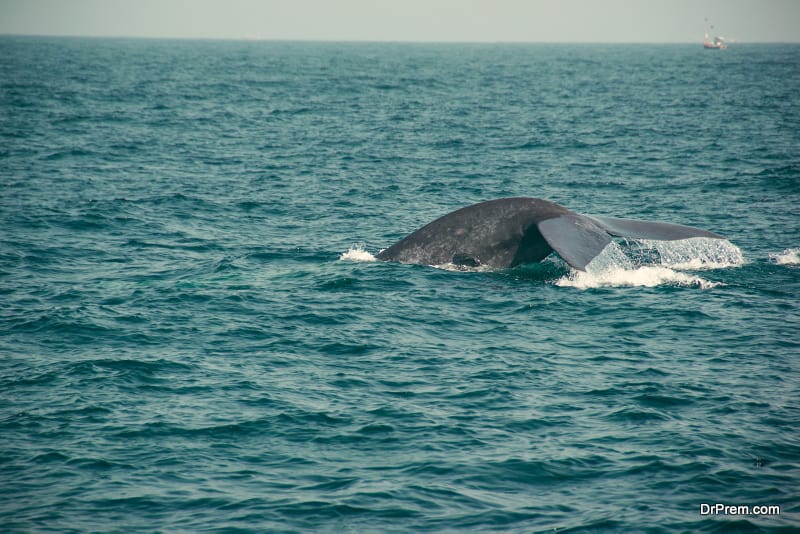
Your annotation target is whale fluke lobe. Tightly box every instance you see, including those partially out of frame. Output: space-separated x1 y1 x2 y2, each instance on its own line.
537 214 612 271
376 197 725 271
585 215 724 241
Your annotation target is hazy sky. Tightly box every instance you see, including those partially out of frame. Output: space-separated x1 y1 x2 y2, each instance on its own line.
1 0 798 43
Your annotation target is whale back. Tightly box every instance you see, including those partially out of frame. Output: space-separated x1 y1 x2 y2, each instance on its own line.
376 197 569 268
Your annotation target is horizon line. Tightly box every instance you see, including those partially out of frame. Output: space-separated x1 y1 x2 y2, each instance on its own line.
2 32 796 45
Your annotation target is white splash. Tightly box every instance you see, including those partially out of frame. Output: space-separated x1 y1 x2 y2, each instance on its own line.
339 244 376 262
639 238 745 270
556 264 721 289
554 239 741 289
770 248 800 265
432 262 493 273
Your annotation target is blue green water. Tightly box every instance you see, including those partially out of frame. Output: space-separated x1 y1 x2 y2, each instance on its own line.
1 37 799 532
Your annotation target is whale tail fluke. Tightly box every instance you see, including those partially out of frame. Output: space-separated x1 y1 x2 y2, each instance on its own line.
376 198 726 272
539 214 725 271
587 215 725 241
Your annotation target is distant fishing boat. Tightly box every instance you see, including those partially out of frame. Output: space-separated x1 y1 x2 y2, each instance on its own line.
703 19 727 49
703 35 727 49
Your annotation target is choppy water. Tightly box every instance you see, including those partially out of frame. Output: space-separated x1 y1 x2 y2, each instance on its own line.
2 37 799 532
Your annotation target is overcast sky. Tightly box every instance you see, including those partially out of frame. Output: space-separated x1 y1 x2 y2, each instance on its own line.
1 0 798 43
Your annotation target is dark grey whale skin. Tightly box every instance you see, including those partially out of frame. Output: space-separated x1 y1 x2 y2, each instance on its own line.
376 197 724 271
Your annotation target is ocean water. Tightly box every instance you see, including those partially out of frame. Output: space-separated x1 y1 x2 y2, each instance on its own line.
1 36 799 532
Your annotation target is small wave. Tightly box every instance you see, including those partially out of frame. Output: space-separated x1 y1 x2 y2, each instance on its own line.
770 248 800 265
339 244 376 262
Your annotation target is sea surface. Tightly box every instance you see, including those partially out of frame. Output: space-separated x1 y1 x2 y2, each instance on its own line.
1 37 799 533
